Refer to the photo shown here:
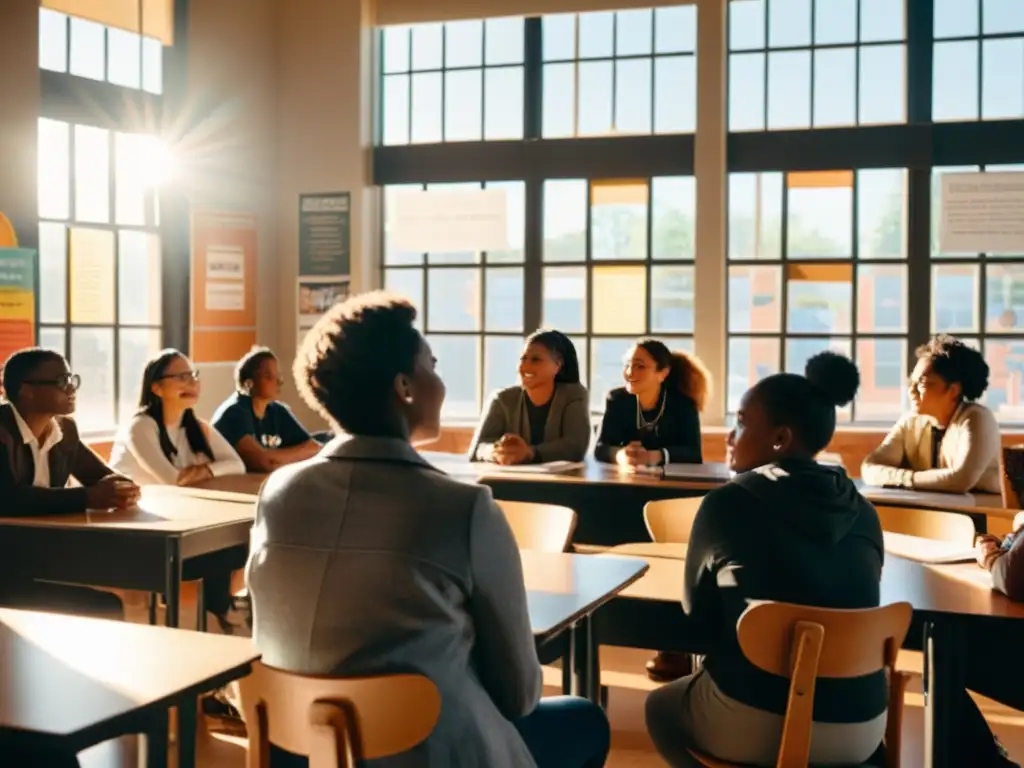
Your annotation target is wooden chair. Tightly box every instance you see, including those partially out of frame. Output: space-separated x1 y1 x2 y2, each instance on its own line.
236 663 441 768
1001 445 1024 509
688 601 913 768
644 497 704 544
874 505 976 546
496 500 577 552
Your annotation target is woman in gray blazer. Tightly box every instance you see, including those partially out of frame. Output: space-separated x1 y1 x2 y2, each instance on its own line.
468 329 591 464
246 292 610 768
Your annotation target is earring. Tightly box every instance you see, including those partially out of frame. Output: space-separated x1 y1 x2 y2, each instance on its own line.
772 444 781 452
404 395 414 404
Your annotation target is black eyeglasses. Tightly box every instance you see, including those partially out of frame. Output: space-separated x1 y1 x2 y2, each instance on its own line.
24 373 81 392
159 370 201 383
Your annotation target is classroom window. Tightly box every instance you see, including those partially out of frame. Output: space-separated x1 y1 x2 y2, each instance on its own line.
542 6 697 137
933 0 1024 121
726 168 909 423
380 18 525 145
542 176 696 410
728 0 907 131
39 9 164 95
930 164 1024 421
36 118 164 434
382 181 526 418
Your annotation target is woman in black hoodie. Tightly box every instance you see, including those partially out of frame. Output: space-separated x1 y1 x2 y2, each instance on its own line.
646 352 886 765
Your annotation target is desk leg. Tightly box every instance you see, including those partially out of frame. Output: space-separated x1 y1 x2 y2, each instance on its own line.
146 708 170 768
572 616 598 704
923 619 965 768
561 632 574 696
178 696 198 768
164 541 182 629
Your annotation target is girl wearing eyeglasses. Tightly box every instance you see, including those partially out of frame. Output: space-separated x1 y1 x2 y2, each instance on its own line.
110 348 248 634
211 346 321 473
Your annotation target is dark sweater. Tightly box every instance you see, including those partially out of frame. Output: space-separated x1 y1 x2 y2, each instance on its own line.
594 386 702 464
684 458 886 723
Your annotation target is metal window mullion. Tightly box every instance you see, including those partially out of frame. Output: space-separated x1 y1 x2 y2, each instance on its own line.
779 174 790 370
524 18 542 140
645 178 654 333
108 128 121 419
524 178 543 333
851 169 861 419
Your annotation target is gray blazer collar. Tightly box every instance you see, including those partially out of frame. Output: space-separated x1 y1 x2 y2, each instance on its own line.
321 434 438 471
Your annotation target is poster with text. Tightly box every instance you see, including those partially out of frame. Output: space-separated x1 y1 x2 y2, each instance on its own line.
299 192 350 276
939 171 1024 254
0 248 36 376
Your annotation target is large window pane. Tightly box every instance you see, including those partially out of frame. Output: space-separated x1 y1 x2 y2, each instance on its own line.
813 48 856 127
591 338 634 411
39 9 68 72
859 0 905 42
69 17 105 81
615 59 652 134
542 63 575 138
933 41 979 122
652 177 695 261
485 181 526 264
858 264 907 333
591 180 648 261
654 56 696 134
39 327 66 356
118 328 161 421
983 0 1024 34
484 336 523 396
856 338 908 422
655 6 696 53
982 39 1024 120
383 26 410 73
730 53 766 131
411 24 443 70
578 61 614 135
984 339 1024 422
74 125 111 224
427 268 480 331
382 75 410 145
786 337 853 378
411 73 442 143
730 0 766 50
107 27 141 89
383 268 424 329
426 183 480 264
118 231 162 326
485 67 524 140
651 266 695 333
729 172 783 261
38 118 70 221
769 0 811 47
544 180 586 262
935 0 978 38
383 184 424 265
141 37 162 95
593 266 646 335
543 266 587 332
444 70 482 141
858 169 907 260
859 45 905 125
543 14 576 61
787 265 853 334
617 9 653 56
115 132 149 226
787 177 853 259
485 268 523 331
445 20 483 68
429 335 480 418
70 327 116 433
768 51 811 130
728 337 780 413
38 222 67 324
729 265 782 333
986 263 1024 332
814 0 856 44
932 265 981 333
579 12 614 59
486 18 525 65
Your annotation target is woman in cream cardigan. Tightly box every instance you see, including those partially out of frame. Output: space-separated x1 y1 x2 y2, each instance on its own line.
861 335 1000 494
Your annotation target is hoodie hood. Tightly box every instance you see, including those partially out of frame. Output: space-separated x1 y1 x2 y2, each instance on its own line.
732 457 868 546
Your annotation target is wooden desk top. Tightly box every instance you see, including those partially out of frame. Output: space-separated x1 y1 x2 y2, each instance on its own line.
0 609 258 745
607 544 1024 621
521 551 649 639
185 473 269 499
0 487 254 535
855 481 1008 517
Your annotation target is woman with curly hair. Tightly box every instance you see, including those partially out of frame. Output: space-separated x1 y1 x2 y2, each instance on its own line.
861 334 1000 494
595 338 709 468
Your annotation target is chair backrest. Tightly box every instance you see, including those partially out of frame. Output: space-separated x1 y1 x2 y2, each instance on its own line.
237 663 440 768
1001 445 1024 509
873 505 976 546
736 601 912 768
644 497 704 543
496 500 577 552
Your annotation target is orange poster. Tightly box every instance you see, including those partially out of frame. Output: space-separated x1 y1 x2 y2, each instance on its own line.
190 212 258 363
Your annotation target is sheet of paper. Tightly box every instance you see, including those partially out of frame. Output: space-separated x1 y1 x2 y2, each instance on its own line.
491 461 586 475
663 462 733 481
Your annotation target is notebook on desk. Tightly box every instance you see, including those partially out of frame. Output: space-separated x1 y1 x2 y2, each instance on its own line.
858 484 976 509
491 461 586 474
882 531 977 564
662 462 733 482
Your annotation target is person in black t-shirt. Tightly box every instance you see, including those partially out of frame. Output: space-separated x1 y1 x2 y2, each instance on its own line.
594 338 708 468
212 347 321 473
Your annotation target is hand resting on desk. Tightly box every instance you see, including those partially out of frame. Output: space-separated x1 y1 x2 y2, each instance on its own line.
84 475 140 510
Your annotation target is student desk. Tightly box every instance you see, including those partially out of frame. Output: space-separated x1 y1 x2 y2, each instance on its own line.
421 452 722 546
0 488 255 629
0 608 258 768
600 542 1024 768
856 481 1008 532
522 550 648 702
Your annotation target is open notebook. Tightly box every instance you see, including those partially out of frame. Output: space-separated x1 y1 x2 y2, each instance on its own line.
882 531 977 564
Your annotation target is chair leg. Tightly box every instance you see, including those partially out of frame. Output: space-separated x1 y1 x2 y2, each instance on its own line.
600 685 609 710
148 593 158 625
195 579 206 632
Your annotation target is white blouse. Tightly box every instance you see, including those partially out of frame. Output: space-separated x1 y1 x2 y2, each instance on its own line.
110 412 245 486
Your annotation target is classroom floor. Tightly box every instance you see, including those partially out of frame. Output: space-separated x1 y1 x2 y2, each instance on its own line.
76 602 1024 768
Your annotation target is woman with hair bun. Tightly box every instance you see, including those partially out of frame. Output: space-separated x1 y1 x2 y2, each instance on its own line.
862 334 1000 494
595 338 709 468
646 352 891 766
